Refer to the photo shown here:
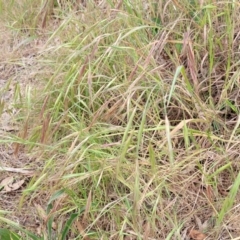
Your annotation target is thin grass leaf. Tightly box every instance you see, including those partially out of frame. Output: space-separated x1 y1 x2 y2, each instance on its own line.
165 115 174 165
47 216 54 240
0 229 21 240
47 189 65 208
209 162 232 179
167 66 183 106
0 217 41 240
23 173 47 194
61 213 79 240
217 171 240 225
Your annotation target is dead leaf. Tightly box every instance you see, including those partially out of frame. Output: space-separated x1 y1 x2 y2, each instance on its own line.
182 31 199 94
189 229 207 240
0 112 19 132
35 203 47 222
37 226 42 236
205 185 213 202
0 166 34 175
9 179 25 191
181 227 189 239
143 222 150 239
0 177 25 193
0 176 14 186
194 215 209 232
40 113 50 144
1 125 19 132
83 190 92 222
75 220 91 240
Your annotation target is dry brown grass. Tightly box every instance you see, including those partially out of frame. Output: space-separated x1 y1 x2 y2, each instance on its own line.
0 1 240 239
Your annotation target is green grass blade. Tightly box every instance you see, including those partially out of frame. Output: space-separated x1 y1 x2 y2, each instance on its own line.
61 213 79 240
217 171 240 225
0 229 21 240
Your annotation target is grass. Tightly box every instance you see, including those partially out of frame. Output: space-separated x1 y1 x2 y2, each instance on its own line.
0 0 240 239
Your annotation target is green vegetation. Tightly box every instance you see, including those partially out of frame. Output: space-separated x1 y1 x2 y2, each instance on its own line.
0 0 240 239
